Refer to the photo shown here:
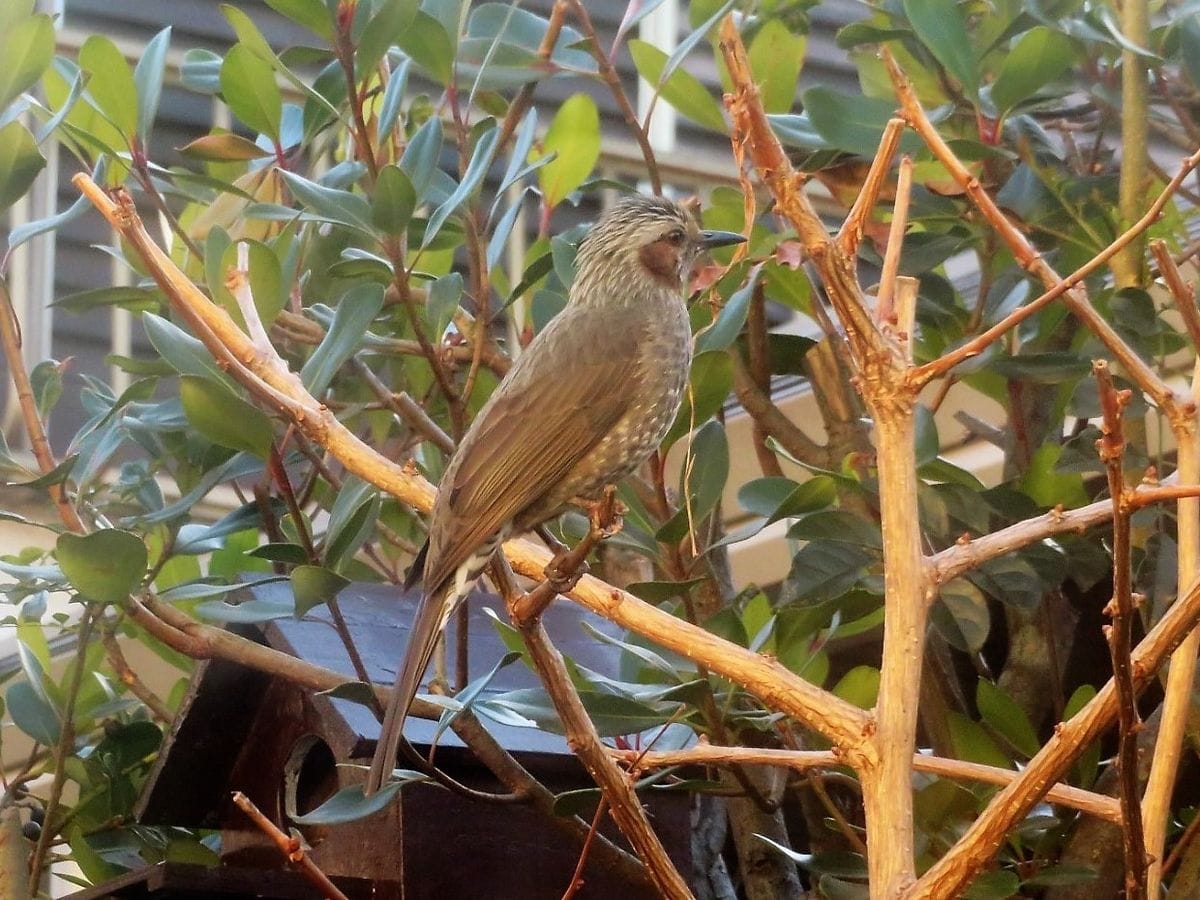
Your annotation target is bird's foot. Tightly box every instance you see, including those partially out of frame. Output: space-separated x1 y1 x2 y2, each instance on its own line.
585 485 625 539
544 550 589 593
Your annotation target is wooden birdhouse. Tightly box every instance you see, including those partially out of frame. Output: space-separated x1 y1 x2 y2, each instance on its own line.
66 581 691 899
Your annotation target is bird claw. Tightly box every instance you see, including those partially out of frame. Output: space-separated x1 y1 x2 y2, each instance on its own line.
544 551 589 592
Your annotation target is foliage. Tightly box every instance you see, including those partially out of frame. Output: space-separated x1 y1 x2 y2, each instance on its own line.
0 0 1199 896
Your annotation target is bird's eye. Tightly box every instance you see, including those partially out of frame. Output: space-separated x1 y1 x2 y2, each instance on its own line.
667 230 685 245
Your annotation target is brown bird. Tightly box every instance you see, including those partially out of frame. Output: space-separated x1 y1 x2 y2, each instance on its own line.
366 194 744 793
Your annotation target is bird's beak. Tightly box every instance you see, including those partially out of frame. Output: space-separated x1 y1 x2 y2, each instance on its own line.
699 229 747 249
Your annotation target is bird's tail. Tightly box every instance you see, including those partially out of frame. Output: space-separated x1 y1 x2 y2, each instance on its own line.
365 576 457 794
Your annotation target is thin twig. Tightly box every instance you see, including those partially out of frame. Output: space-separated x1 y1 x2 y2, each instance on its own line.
887 50 1200 415
101 629 174 722
836 118 906 256
231 791 350 900
567 0 661 195
875 155 913 325
28 610 97 894
1151 239 1200 350
1094 359 1148 898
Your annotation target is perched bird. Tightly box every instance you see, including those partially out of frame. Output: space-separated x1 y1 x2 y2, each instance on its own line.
366 194 744 793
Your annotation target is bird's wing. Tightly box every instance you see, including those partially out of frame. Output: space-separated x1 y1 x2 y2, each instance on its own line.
423 311 645 592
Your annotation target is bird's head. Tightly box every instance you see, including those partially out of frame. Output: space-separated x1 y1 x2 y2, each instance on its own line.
574 195 745 296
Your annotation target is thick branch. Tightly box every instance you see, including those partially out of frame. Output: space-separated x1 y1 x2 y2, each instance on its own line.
611 744 1121 823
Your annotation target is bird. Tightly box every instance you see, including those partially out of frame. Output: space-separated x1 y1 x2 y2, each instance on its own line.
365 194 745 794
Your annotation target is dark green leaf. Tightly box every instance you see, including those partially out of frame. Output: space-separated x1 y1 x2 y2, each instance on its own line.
786 542 873 603
963 870 1021 899
1020 864 1099 888
933 580 990 652
249 542 310 564
195 594 295 623
396 11 454 84
279 169 375 234
142 312 237 389
290 782 414 824
180 376 275 457
399 115 444 202
977 679 1039 758
787 511 882 549
357 0 419 75
371 164 416 235
53 286 160 314
6 680 59 744
56 529 148 604
424 120 498 247
658 421 728 542
664 351 733 447
696 268 760 352
0 13 53 110
903 0 979 97
0 122 45 214
426 272 463 339
803 87 921 158
291 565 350 616
739 476 836 523
947 710 1011 768
990 27 1075 114
300 283 385 395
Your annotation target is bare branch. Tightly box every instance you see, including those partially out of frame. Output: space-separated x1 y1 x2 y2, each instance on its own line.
875 155 914 326
1094 360 1148 898
231 791 350 900
836 118 906 256
611 744 1121 824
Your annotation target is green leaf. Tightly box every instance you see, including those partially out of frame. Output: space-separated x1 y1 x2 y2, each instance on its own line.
396 11 454 84
426 272 464 339
990 27 1075 114
53 286 160 314
78 35 139 138
832 665 879 708
291 565 351 617
378 57 411 138
946 710 1011 769
803 86 920 158
220 4 278 63
300 283 385 395
658 421 729 542
1019 444 1088 508
0 122 45 215
279 169 375 234
535 93 599 208
133 27 172 143
1182 18 1200 91
56 529 148 604
903 0 979 97
371 164 416 235
6 680 60 744
738 476 836 524
0 13 54 111
1020 864 1098 888
265 0 333 39
29 360 62 418
400 114 444 205
664 351 733 447
142 312 237 389
786 541 874 603
290 782 414 824
180 375 275 457
976 679 1039 758
933 580 990 652
221 44 282 141
963 870 1021 900
628 40 726 131
424 120 499 247
696 269 760 352
324 477 381 569
787 510 881 549
357 0 419 75
747 19 805 114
